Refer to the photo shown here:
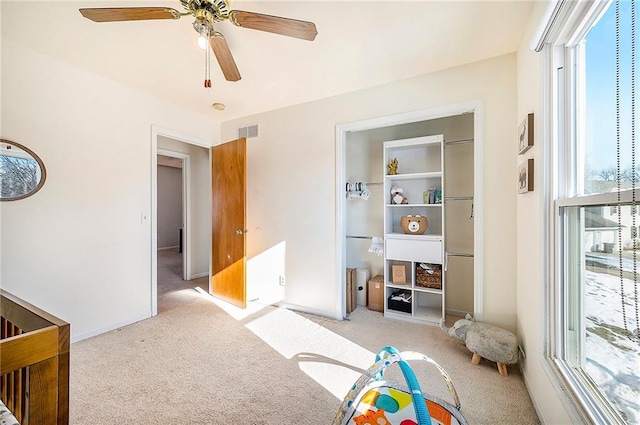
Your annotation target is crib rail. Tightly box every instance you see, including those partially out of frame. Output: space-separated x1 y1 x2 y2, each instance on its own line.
0 289 70 425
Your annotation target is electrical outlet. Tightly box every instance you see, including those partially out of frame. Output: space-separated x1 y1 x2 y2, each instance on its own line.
279 275 285 286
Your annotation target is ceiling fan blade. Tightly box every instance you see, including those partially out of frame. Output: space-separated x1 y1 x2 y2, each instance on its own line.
229 10 317 41
79 7 182 23
209 32 241 82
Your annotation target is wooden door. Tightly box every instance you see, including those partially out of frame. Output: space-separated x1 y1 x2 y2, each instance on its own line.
211 138 247 308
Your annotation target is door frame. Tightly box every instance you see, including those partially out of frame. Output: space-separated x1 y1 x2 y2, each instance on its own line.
157 148 190 281
151 125 212 316
335 101 484 320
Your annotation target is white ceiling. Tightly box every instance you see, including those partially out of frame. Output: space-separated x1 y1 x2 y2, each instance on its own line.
1 1 534 124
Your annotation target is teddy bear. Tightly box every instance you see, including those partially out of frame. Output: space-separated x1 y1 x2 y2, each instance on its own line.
400 215 428 234
390 185 408 204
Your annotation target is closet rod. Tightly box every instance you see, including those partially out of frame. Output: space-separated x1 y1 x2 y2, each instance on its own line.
346 235 373 240
346 182 383 186
345 182 383 193
444 138 474 146
444 196 474 201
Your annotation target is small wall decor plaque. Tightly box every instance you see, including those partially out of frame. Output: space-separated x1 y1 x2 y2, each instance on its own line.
518 113 534 155
518 159 534 194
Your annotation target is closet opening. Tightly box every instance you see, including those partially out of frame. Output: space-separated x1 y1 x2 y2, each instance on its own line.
335 102 482 324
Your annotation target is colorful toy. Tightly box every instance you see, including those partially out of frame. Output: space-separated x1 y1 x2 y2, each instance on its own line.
334 346 468 425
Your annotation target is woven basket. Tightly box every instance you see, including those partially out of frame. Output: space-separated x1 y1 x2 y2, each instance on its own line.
415 263 442 289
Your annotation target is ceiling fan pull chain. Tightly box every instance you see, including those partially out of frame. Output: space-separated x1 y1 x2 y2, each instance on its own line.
204 38 212 88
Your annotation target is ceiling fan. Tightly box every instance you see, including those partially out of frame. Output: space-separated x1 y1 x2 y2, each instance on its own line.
79 0 318 83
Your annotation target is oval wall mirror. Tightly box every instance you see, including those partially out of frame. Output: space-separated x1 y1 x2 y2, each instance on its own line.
1 139 47 201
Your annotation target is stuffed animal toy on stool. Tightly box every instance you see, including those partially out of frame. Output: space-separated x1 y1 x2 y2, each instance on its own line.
440 314 518 376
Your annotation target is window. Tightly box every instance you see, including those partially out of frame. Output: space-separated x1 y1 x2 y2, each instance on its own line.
548 1 640 424
0 140 45 200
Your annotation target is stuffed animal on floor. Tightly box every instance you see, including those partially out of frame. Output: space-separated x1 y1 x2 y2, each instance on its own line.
440 314 519 376
439 313 475 340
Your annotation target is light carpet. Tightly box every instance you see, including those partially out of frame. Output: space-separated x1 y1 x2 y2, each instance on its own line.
69 249 540 424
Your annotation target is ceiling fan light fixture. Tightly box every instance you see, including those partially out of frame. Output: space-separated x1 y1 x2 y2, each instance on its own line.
79 1 317 85
197 31 209 49
193 9 214 49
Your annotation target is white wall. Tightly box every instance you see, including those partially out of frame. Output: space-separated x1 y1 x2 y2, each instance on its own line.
157 136 211 278
221 53 518 331
516 2 573 424
0 38 216 341
157 165 183 249
345 130 384 278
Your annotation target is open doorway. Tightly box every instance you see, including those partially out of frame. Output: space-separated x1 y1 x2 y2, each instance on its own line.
151 126 212 316
157 153 186 280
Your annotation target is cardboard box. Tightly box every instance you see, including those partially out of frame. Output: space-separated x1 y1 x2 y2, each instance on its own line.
368 275 384 312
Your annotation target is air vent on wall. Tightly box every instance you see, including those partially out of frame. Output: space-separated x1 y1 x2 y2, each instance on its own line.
237 124 259 139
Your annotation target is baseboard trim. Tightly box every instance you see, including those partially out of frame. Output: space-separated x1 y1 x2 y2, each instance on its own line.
157 246 179 251
71 312 150 343
445 308 470 318
190 272 208 279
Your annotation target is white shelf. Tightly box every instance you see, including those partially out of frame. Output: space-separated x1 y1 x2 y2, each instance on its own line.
384 136 443 149
383 135 445 325
414 305 442 323
387 283 411 290
386 203 442 208
384 233 443 241
414 286 443 295
384 309 413 319
386 171 442 180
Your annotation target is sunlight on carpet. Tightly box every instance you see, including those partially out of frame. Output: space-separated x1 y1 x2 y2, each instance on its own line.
193 287 376 399
245 307 374 399
194 286 273 320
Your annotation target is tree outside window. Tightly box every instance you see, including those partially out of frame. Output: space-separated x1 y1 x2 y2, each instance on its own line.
0 155 39 198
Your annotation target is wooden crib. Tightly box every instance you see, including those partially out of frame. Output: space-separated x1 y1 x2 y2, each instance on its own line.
0 289 70 424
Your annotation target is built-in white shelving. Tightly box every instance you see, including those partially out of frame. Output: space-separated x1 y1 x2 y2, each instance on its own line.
383 135 445 324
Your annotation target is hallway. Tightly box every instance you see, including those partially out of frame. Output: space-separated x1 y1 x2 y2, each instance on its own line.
157 248 208 313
